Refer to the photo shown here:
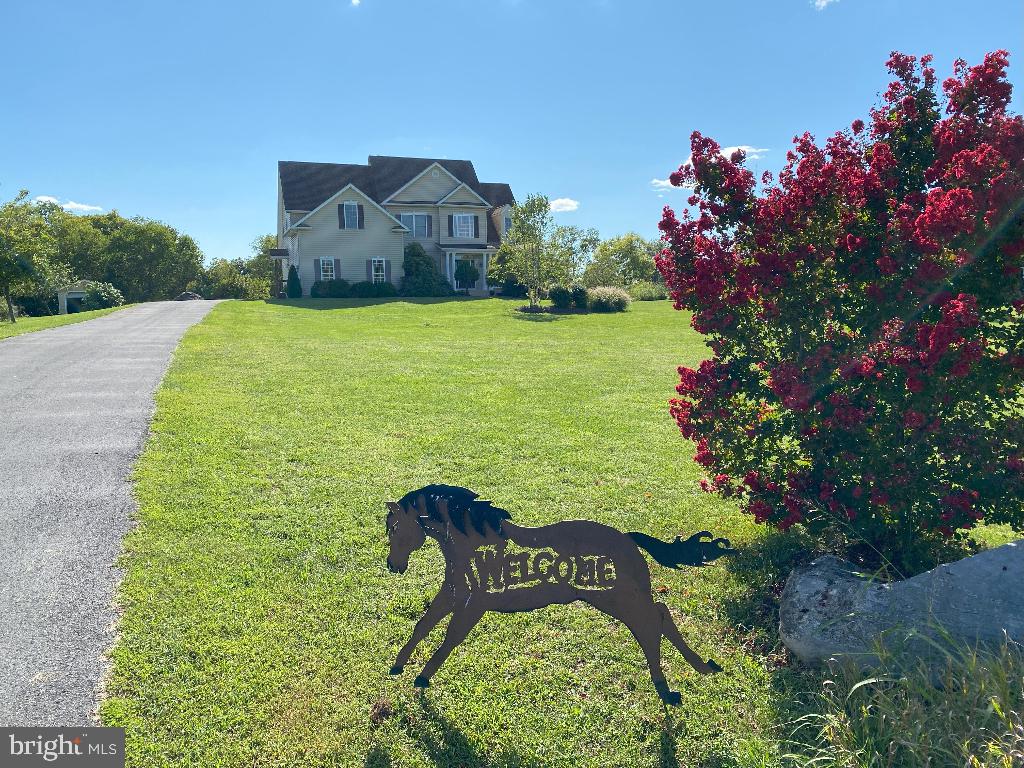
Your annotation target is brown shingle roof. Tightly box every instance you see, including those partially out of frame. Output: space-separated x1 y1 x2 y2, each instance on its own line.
279 156 513 214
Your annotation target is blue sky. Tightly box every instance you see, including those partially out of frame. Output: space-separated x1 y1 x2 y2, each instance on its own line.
2 0 1020 263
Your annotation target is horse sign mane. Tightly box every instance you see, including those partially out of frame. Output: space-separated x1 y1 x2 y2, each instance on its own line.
385 484 736 706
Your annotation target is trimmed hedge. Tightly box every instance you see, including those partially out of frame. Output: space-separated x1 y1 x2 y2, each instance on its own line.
310 279 351 298
350 280 398 298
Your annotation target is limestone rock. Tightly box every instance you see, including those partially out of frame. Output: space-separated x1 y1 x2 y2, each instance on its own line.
779 542 1024 665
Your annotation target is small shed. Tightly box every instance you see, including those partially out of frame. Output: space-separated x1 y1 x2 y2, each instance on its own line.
58 280 93 314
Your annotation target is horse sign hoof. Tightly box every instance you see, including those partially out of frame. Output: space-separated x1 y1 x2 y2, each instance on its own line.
654 681 682 706
385 485 734 706
389 665 404 676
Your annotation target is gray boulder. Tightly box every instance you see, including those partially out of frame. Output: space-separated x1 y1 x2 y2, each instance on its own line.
779 542 1023 665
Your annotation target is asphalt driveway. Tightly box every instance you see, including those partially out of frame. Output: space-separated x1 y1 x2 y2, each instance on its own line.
0 300 218 726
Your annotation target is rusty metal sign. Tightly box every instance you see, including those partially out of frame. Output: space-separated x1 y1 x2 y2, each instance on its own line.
385 484 735 705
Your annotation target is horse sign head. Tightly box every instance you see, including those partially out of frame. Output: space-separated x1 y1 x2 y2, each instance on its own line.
384 484 736 706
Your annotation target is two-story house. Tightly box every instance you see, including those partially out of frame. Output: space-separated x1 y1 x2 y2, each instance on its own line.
272 156 515 296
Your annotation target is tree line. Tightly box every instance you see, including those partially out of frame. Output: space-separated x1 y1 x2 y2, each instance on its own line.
0 190 277 322
491 193 662 307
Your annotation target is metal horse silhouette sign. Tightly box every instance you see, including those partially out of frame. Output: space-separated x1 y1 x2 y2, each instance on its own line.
385 484 735 705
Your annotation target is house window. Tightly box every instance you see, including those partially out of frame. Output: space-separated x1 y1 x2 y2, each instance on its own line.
344 201 359 229
454 214 474 239
400 213 430 238
372 258 386 284
504 216 512 233
320 259 335 281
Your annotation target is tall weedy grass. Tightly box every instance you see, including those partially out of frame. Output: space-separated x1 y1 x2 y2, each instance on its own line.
785 633 1024 767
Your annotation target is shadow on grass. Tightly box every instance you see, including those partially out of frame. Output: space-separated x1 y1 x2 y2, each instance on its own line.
368 696 531 768
509 310 562 323
715 529 824 750
266 296 476 310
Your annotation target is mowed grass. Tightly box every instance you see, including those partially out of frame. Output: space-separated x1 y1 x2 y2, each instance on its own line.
102 298 818 768
0 305 130 340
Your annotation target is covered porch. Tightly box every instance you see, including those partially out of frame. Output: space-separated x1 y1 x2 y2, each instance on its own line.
441 245 496 297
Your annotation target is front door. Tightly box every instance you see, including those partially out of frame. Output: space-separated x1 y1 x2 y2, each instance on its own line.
454 258 479 291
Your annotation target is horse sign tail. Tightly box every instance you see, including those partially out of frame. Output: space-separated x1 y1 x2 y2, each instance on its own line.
628 530 736 569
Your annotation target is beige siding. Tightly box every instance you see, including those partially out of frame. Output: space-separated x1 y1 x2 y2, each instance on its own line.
442 185 486 205
295 187 404 294
390 166 459 202
439 205 490 245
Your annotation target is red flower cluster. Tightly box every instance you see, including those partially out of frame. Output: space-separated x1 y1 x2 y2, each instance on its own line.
657 52 1024 565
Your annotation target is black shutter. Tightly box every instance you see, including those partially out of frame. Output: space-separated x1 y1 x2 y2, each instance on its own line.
314 258 322 280
426 215 432 237
333 258 341 280
357 205 365 229
365 260 372 281
473 215 480 238
448 215 454 237
385 260 392 283
338 204 346 229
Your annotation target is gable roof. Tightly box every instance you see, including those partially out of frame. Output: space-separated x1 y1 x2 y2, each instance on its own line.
369 156 481 202
279 161 378 211
478 183 516 208
278 156 513 214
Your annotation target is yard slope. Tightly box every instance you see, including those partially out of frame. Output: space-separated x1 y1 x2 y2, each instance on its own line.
102 298 814 768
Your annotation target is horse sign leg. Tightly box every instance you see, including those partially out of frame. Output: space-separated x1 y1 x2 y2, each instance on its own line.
391 588 455 675
414 607 485 688
657 603 723 674
619 602 681 705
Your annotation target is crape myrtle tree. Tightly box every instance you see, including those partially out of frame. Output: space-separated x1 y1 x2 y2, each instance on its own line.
657 51 1024 571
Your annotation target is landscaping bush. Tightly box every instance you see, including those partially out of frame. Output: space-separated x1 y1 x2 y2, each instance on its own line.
586 286 631 313
310 279 350 298
285 265 302 299
629 280 668 301
400 243 452 297
350 280 398 298
569 283 589 308
81 281 124 310
657 52 1024 572
499 275 528 298
453 260 480 292
548 285 572 310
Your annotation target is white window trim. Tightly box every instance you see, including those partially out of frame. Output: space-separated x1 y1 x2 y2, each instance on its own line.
320 259 335 281
454 213 474 239
371 257 386 284
399 211 430 238
343 201 359 229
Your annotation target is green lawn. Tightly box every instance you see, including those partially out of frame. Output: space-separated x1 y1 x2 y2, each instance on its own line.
0 305 131 340
102 298 819 768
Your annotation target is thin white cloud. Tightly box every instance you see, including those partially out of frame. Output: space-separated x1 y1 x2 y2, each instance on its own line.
719 145 770 161
549 197 579 213
650 145 770 193
351 0 361 5
63 201 104 213
813 0 838 8
34 195 103 213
